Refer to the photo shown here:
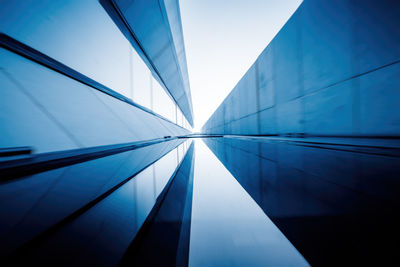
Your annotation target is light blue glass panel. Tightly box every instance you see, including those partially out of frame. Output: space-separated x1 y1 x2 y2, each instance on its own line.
0 48 136 149
0 56 79 152
152 76 176 122
132 48 152 109
0 0 132 98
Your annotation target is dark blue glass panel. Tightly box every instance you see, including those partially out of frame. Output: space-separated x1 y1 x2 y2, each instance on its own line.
204 137 400 266
0 139 185 260
189 140 309 266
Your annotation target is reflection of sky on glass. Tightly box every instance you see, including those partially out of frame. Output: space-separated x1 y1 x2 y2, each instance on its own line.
180 0 303 130
189 140 309 266
0 1 187 126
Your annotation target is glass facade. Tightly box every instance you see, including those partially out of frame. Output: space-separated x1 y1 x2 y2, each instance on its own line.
1 0 399 266
0 0 191 131
0 1 194 260
0 0 192 154
0 138 192 264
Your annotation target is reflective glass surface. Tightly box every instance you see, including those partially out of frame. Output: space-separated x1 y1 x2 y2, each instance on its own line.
152 76 176 123
0 46 189 153
1 136 399 265
190 140 309 266
0 0 133 96
0 0 188 126
0 139 189 259
18 140 192 266
202 136 400 266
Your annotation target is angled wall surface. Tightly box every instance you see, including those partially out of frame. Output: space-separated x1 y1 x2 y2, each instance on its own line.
0 0 192 154
0 1 194 263
104 0 194 126
202 0 400 137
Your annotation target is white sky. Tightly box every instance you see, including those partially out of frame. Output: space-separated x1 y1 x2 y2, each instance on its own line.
180 0 303 131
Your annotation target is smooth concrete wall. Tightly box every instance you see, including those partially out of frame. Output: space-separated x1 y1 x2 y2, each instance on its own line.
202 0 400 137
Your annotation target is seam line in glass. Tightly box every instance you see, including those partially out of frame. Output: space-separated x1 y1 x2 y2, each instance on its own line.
0 33 187 130
0 136 187 182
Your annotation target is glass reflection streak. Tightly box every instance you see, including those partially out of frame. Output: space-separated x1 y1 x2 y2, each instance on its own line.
0 139 187 261
15 140 192 266
190 140 309 267
204 137 400 266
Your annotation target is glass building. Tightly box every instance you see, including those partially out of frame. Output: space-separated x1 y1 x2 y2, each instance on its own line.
0 0 193 154
0 0 195 264
1 0 400 266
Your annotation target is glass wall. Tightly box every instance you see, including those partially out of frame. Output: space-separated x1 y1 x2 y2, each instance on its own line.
0 137 190 260
0 0 190 128
152 76 176 123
